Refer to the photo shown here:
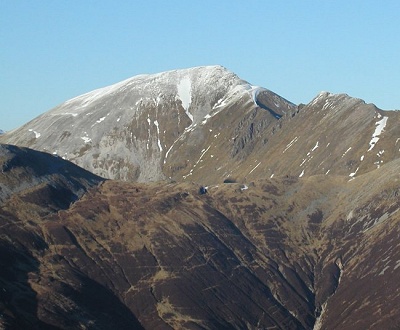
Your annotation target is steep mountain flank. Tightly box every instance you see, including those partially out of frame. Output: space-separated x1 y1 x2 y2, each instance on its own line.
1 145 399 329
173 91 400 184
1 66 400 329
1 67 399 185
0 66 295 182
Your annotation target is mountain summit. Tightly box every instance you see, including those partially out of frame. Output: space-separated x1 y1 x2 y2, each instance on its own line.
1 66 400 329
0 65 295 181
1 66 399 184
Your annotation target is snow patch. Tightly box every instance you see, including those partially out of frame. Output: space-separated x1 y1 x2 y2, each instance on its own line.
299 170 305 178
240 184 248 191
283 137 298 153
154 120 163 152
81 136 91 143
62 112 78 117
311 141 319 152
342 147 352 157
250 86 263 104
177 76 193 121
349 167 359 178
249 162 261 175
347 210 354 221
310 91 329 107
201 114 211 125
379 265 390 276
368 116 388 151
28 129 41 138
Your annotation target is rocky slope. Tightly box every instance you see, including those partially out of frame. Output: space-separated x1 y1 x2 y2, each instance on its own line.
0 65 295 182
0 145 399 329
1 67 399 185
1 65 400 329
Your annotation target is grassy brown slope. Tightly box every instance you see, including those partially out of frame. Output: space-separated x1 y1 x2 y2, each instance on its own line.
1 147 400 328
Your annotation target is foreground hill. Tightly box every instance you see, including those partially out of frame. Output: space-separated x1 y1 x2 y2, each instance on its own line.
1 144 400 329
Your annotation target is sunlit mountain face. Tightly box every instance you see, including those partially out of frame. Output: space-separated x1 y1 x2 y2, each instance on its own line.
1 66 400 329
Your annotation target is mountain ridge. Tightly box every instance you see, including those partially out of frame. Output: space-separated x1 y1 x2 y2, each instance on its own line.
1 65 399 186
1 65 400 328
0 65 295 182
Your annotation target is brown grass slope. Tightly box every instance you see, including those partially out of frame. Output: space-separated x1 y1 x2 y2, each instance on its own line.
170 92 400 185
1 144 399 329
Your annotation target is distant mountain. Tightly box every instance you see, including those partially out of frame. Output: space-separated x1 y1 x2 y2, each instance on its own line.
0 65 295 181
0 129 4 135
1 66 399 184
1 66 400 329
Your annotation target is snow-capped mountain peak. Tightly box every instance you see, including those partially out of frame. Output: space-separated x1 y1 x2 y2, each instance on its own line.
1 65 396 185
0 65 294 181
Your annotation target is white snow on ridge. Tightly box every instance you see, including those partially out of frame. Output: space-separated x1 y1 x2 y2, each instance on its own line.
62 112 78 117
96 116 106 124
250 86 262 104
368 116 388 151
309 91 328 106
177 76 193 121
28 129 41 138
63 76 135 108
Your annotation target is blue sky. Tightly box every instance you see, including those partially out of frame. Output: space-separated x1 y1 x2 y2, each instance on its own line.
1 1 400 131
